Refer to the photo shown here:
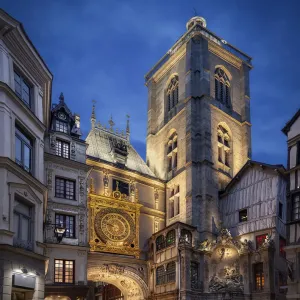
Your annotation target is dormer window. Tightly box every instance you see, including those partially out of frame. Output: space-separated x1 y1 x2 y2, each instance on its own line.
55 120 68 134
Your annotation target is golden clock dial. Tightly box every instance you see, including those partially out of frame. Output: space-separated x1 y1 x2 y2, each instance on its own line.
101 213 130 241
94 208 135 244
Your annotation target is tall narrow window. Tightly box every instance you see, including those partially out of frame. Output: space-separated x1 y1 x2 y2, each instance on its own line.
191 262 199 289
156 266 165 285
254 263 264 290
55 177 75 200
279 202 283 219
13 199 33 250
56 139 70 159
292 193 300 221
156 235 165 251
15 126 33 173
166 230 176 247
54 260 74 283
214 68 230 106
55 214 75 238
169 199 174 218
14 70 31 107
167 132 178 174
166 261 176 283
167 75 179 111
217 125 231 169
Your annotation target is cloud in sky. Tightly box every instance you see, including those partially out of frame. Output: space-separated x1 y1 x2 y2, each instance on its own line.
2 0 300 165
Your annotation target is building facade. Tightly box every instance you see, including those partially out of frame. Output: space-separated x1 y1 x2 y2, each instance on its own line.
43 94 91 300
0 9 52 300
283 109 300 299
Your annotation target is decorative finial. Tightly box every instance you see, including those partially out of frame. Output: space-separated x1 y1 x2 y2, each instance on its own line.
91 100 96 129
59 92 64 103
109 115 115 131
126 114 130 141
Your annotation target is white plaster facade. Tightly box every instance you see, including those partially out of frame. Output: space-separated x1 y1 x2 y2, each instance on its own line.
0 8 52 300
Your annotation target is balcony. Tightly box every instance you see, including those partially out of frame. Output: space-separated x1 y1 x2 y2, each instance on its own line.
13 237 33 251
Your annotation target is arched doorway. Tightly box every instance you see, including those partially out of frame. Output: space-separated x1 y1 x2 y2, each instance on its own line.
88 264 148 300
95 283 124 300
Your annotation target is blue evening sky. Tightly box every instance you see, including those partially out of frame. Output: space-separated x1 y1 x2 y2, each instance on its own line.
2 0 299 167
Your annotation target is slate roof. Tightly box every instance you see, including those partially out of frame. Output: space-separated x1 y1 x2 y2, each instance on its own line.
86 127 156 178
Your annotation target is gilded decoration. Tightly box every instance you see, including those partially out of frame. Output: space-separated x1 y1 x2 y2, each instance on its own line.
89 193 142 258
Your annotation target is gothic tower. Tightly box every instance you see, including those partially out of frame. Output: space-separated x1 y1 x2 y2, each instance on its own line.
146 16 252 239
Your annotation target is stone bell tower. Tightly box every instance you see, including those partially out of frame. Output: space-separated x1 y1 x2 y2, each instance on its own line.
145 16 252 239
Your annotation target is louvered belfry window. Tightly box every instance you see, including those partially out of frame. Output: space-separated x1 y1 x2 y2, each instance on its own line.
167 75 179 111
215 68 230 106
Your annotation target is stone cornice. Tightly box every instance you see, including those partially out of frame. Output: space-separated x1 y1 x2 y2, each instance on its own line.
45 152 91 172
0 82 46 132
45 243 90 251
140 206 165 219
87 160 165 189
0 243 48 261
0 156 47 193
208 41 242 69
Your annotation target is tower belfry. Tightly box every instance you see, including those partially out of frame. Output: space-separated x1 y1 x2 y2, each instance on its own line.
145 15 252 237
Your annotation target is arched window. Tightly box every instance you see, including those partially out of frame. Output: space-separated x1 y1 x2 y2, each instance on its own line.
156 266 165 285
215 68 230 106
166 262 176 283
166 230 176 247
156 235 165 251
167 132 178 173
167 75 179 111
180 229 192 244
217 125 231 168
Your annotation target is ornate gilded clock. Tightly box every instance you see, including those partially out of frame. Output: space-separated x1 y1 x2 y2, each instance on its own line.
94 208 135 245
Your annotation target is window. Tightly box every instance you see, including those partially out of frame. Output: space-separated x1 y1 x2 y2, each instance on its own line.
214 68 230 106
292 193 300 221
13 199 33 250
166 262 176 283
56 139 70 159
279 237 286 258
253 263 264 291
217 125 231 169
256 234 268 249
156 266 165 285
166 230 176 247
279 202 283 219
156 235 165 251
55 177 75 200
113 179 129 196
167 75 179 111
239 209 248 222
15 126 33 173
167 132 178 173
55 214 75 238
169 187 180 218
169 199 174 218
181 229 192 244
55 120 68 134
191 262 199 289
14 70 31 106
54 260 74 283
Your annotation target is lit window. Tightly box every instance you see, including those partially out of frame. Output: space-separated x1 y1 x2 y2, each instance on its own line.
15 125 33 173
214 68 230 106
55 177 75 200
54 260 74 283
167 75 179 112
254 263 264 291
239 209 248 222
55 120 68 133
56 139 70 159
14 70 31 107
292 193 300 220
167 132 178 174
256 234 268 249
166 230 176 247
217 125 231 169
55 214 75 238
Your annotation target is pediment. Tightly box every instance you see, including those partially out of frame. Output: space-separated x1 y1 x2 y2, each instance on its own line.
9 182 42 204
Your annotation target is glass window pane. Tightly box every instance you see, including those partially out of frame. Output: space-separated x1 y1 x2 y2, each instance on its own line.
14 213 19 238
23 145 31 172
21 217 29 241
15 136 22 164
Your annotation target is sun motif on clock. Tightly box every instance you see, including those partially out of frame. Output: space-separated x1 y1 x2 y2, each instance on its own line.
94 208 135 244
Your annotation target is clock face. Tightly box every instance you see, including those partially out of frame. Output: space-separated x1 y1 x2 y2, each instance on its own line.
94 208 135 243
101 213 130 241
58 112 66 120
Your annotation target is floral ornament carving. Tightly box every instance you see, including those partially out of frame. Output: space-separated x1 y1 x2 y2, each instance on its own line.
50 134 56 149
71 142 76 157
103 170 109 187
79 177 85 196
79 214 85 233
154 188 159 209
47 169 53 188
89 177 95 193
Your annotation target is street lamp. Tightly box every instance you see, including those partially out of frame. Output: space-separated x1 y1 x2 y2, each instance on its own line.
54 224 66 243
